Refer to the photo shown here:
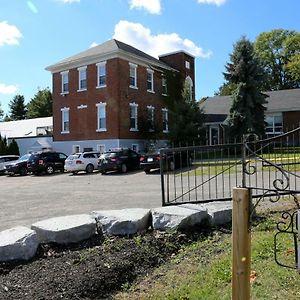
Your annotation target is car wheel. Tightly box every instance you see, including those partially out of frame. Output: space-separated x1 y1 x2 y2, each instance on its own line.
72 171 78 175
100 171 106 175
86 164 94 174
20 167 27 176
121 163 127 173
46 165 55 175
144 169 151 174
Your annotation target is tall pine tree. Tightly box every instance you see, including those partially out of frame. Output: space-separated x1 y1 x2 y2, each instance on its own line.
9 95 27 120
225 37 268 138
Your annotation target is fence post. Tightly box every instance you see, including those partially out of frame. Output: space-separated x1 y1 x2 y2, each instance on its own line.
232 187 251 300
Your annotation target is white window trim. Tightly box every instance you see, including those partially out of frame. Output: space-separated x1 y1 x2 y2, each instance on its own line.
77 66 87 92
129 63 138 89
130 102 139 131
162 108 169 133
162 76 167 96
96 102 107 132
60 71 69 95
61 107 70 134
185 61 190 69
147 68 154 93
265 113 283 135
96 61 107 88
147 105 155 132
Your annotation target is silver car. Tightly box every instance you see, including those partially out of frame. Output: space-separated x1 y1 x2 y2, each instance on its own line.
64 152 100 175
0 155 20 174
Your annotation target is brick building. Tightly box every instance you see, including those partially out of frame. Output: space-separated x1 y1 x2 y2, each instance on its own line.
46 39 195 154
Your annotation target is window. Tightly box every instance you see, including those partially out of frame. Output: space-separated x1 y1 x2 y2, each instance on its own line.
130 102 138 131
185 76 193 101
147 69 154 92
72 145 80 153
162 108 169 133
61 107 70 133
266 114 283 135
97 62 106 88
96 102 106 131
78 66 87 91
61 71 69 94
147 105 155 131
97 144 106 154
185 61 190 69
162 77 167 95
129 63 137 88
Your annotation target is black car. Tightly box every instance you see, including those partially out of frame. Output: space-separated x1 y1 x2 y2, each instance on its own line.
140 149 192 174
5 154 31 176
27 151 68 175
98 148 140 174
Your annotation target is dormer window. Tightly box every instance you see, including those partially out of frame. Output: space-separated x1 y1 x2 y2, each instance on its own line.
129 63 137 89
78 66 87 91
147 69 154 93
61 71 69 94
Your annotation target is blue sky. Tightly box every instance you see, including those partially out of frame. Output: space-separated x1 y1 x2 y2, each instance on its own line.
0 0 299 115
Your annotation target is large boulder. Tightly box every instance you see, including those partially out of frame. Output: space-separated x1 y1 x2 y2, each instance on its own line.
0 226 38 262
203 201 233 226
31 214 96 244
151 204 208 230
92 208 151 235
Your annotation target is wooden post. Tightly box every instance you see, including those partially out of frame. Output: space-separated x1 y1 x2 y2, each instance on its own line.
232 187 251 300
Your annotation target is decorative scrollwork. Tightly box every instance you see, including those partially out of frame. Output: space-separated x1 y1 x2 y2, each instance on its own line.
276 211 297 233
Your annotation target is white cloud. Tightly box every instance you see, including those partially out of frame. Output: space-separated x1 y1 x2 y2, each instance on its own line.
0 21 22 46
0 83 18 95
129 0 161 14
197 0 226 6
113 20 212 59
89 42 98 48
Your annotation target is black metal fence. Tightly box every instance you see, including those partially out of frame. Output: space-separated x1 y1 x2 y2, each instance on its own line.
160 127 300 206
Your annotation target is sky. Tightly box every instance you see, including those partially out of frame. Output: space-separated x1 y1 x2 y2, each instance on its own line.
0 0 300 115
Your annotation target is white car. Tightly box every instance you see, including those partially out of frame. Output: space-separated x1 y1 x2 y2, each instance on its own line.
64 152 100 174
0 155 20 174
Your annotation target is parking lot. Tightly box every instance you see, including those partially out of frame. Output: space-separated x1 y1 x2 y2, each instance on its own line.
0 170 162 232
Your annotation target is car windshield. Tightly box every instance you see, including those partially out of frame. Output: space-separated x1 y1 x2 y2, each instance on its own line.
67 154 80 160
146 149 160 155
19 154 31 161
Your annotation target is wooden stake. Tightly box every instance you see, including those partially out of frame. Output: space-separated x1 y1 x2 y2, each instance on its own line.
232 187 251 300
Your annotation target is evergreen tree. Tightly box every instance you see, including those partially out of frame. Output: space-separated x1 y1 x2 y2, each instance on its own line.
26 88 53 118
224 37 268 138
0 134 7 154
0 102 4 121
7 139 20 155
9 95 27 120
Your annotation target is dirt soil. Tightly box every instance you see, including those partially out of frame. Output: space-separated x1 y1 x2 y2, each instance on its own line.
0 227 211 300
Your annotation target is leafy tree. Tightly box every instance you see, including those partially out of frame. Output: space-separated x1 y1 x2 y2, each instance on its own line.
26 88 53 118
7 139 20 155
0 102 4 121
225 37 268 138
214 82 238 96
254 29 300 90
8 95 27 120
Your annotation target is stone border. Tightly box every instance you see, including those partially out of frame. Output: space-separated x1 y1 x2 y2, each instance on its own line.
0 201 232 262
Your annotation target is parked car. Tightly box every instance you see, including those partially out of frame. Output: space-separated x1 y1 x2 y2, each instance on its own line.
64 151 100 174
98 148 140 174
5 153 31 176
0 155 20 175
140 148 192 174
27 151 68 175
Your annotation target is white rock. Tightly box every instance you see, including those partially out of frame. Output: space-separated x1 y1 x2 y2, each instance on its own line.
31 214 96 244
0 226 38 262
203 201 233 226
92 208 151 235
151 204 208 230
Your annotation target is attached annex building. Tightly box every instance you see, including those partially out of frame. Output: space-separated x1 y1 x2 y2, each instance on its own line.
46 39 195 154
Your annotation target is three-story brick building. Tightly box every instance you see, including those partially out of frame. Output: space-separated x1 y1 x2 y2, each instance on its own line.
46 39 195 153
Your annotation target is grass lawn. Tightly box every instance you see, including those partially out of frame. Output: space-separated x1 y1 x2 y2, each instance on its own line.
115 201 300 300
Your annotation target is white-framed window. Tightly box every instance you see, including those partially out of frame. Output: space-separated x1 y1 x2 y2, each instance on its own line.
185 61 190 69
162 76 167 95
96 102 107 131
147 69 154 93
61 71 69 94
97 144 106 154
61 107 70 133
96 62 106 88
162 108 169 133
132 144 139 152
266 114 283 135
130 102 138 131
147 105 155 131
72 145 80 153
129 63 137 89
78 66 87 91
185 76 193 101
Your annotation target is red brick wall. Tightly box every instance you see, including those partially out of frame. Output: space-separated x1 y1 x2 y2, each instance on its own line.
52 57 169 141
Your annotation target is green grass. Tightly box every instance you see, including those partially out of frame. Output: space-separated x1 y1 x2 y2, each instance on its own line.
115 208 300 300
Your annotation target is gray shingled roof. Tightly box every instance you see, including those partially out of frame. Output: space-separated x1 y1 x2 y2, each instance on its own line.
200 89 300 115
46 39 172 72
